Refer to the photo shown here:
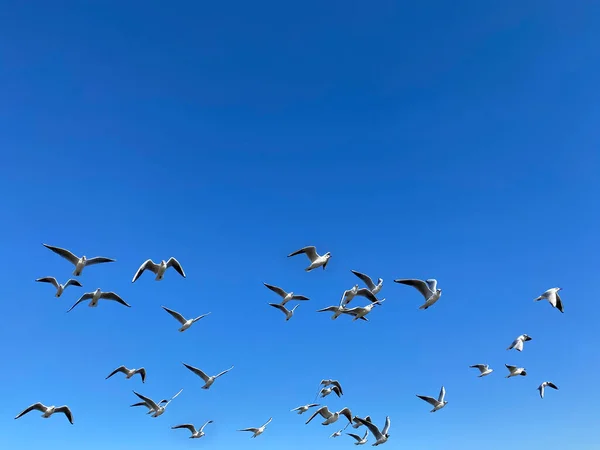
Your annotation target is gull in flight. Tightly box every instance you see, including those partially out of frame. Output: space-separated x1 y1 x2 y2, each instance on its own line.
182 362 234 389
537 381 559 399
132 257 186 283
35 277 82 298
507 334 532 352
305 406 353 426
42 243 115 276
288 245 331 271
417 386 448 412
315 379 343 401
394 278 442 310
505 364 527 378
269 303 299 321
341 300 385 321
238 417 272 438
131 399 168 414
330 429 344 438
469 364 493 377
263 283 310 305
316 303 361 320
347 429 369 445
351 270 383 295
291 403 320 415
319 385 343 399
131 388 183 417
340 285 380 307
534 287 564 313
354 416 390 446
162 306 211 332
14 402 73 424
171 420 213 439
67 288 130 312
319 379 344 394
106 365 146 383
351 415 372 429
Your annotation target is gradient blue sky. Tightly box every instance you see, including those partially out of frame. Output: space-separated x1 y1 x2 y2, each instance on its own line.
1 1 599 449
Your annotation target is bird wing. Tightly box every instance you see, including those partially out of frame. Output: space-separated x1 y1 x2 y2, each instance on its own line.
215 365 234 378
66 293 93 312
239 427 259 432
172 424 196 433
182 363 211 382
263 283 288 298
513 339 524 351
199 420 213 432
15 402 46 419
355 417 382 440
426 279 438 292
169 388 184 402
269 303 290 315
470 364 486 371
505 364 517 372
100 292 130 307
317 306 340 313
86 256 116 266
306 403 320 408
64 279 83 288
288 246 318 262
132 391 159 410
332 385 342 397
43 244 79 265
363 429 370 439
438 386 446 403
292 294 310 301
166 257 186 277
555 292 564 312
351 270 376 290
394 279 432 299
55 406 74 424
261 417 272 428
192 312 211 322
381 416 390 435
356 288 379 303
132 259 158 282
106 366 128 379
338 407 353 423
35 277 59 288
306 406 331 424
347 433 362 442
330 380 343 394
546 382 559 390
417 395 438 406
162 306 187 324
135 367 146 383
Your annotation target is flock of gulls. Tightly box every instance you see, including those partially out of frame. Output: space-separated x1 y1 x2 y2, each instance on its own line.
17 243 565 446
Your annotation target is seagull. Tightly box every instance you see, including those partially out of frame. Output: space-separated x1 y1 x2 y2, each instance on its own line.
340 285 380 307
469 364 493 377
317 304 363 320
67 288 130 312
534 287 564 313
352 415 372 429
131 388 183 418
330 429 344 438
182 362 234 389
132 257 186 283
537 381 559 399
394 278 442 310
351 270 383 295
291 404 320 415
263 283 310 305
354 416 390 446
162 306 211 332
130 399 169 413
417 386 448 412
305 406 353 426
171 420 214 439
341 300 385 321
314 379 343 401
505 364 527 378
319 385 343 399
507 334 532 352
14 402 73 424
238 417 272 438
35 277 82 298
347 429 369 445
288 246 331 271
42 243 115 276
269 303 299 321
106 366 146 383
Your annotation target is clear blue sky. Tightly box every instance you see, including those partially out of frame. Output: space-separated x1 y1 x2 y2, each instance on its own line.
1 1 599 449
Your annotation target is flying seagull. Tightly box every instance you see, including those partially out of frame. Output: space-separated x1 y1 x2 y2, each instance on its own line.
42 244 115 276
182 362 234 389
347 429 369 445
263 283 310 305
162 306 211 332
340 285 380 307
469 364 493 377
35 277 82 298
507 334 532 352
131 388 183 418
351 270 383 295
132 257 186 283
394 278 442 310
14 402 73 424
67 288 130 312
291 403 320 415
417 386 448 412
505 364 527 378
317 304 365 321
318 379 344 396
106 366 146 383
534 287 564 313
287 246 331 271
268 303 299 321
351 415 372 429
330 429 344 438
305 406 353 426
353 416 390 446
171 420 213 439
537 381 559 399
131 399 169 413
319 385 343 399
341 300 385 321
238 417 272 438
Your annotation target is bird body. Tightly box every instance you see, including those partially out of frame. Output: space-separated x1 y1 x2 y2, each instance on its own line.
43 244 115 276
35 277 82 297
132 258 186 282
469 364 493 377
534 287 564 313
505 364 527 378
106 365 146 383
162 306 210 332
14 403 73 424
507 334 532 352
288 246 331 271
538 381 559 399
67 288 130 312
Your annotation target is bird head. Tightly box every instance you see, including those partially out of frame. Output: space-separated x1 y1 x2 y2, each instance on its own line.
523 334 532 341
437 288 443 294
324 252 331 259
557 287 562 291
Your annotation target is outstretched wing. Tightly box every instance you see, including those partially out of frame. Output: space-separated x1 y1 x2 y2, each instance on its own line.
67 293 93 312
317 306 340 313
132 259 159 282
394 279 432 299
199 420 214 432
35 277 59 288
417 395 438 406
106 366 128 379
306 406 331 424
54 406 74 424
134 367 146 383
546 382 559 390
182 363 211 383
354 417 382 440
64 279 83 288
43 244 79 265
347 433 362 442
269 303 290 316
288 246 318 262
86 256 116 266
132 391 159 410
172 424 196 433
351 270 376 290
101 292 130 307
263 283 287 298
162 306 187 324
438 386 446 403
214 365 234 378
356 288 379 303
166 257 186 278
381 416 390 435
15 403 46 419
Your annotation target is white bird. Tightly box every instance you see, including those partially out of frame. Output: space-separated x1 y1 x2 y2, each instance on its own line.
67 288 130 312
171 420 213 439
162 306 211 332
352 415 372 429
394 278 442 310
182 362 234 389
507 334 532 352
35 277 82 297
353 416 391 446
351 270 384 295
469 364 493 377
106 365 146 383
269 303 299 321
291 403 320 415
131 388 183 418
43 243 115 276
505 364 527 378
537 381 559 399
288 246 331 271
347 429 369 445
263 283 310 305
305 406 353 426
534 287 564 313
319 379 344 393
341 285 380 306
315 379 344 401
330 429 344 438
417 386 448 412
132 257 186 282
14 402 73 424
341 300 385 321
238 417 272 438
